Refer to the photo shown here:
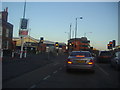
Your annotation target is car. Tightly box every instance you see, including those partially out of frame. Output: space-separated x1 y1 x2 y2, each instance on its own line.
66 51 95 72
97 51 112 63
110 51 120 71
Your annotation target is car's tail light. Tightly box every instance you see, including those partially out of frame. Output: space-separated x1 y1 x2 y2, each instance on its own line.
76 55 85 57
67 59 72 64
68 61 72 64
87 59 94 64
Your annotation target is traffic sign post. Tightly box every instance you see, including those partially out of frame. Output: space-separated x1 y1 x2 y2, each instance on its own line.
20 37 24 58
19 18 29 58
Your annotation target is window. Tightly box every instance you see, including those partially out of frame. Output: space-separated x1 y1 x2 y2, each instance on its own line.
115 52 120 57
6 41 9 49
6 28 9 37
70 52 91 57
100 51 112 56
118 52 120 58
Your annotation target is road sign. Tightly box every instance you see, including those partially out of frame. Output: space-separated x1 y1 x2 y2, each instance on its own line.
20 18 28 29
19 30 28 37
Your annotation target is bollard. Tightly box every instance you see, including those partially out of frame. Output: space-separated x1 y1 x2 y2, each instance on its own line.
57 53 58 56
24 50 27 58
20 51 23 58
12 51 14 58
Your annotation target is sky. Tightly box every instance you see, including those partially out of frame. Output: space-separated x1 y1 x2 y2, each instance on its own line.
1 1 119 50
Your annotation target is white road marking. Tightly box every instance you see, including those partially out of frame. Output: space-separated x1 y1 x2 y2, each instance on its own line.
43 75 50 80
53 70 58 74
59 67 62 70
96 64 109 76
29 85 36 88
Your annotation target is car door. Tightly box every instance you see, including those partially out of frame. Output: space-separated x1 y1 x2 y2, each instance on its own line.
114 52 119 66
112 53 118 66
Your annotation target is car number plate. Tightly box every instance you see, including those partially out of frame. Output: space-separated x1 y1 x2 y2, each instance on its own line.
77 60 85 63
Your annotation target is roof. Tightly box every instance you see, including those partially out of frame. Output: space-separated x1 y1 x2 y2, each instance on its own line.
13 36 66 45
71 51 90 53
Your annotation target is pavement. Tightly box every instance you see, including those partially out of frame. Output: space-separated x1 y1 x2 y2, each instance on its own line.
2 52 59 82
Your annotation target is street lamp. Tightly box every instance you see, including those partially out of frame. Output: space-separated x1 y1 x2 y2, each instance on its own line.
75 17 83 39
74 17 82 50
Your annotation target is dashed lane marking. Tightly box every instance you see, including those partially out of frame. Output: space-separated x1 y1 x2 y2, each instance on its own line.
59 67 62 70
53 70 58 74
96 64 109 76
29 84 36 89
43 75 51 80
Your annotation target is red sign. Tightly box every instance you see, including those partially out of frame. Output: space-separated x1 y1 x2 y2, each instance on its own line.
19 30 28 36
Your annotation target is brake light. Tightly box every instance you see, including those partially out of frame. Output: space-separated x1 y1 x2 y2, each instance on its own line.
68 61 72 64
76 55 85 57
87 59 94 64
67 59 72 64
88 62 93 64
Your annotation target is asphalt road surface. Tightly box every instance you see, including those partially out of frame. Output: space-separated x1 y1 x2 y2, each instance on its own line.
3 54 120 88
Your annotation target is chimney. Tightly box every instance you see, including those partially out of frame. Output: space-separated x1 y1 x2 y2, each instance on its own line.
6 7 8 12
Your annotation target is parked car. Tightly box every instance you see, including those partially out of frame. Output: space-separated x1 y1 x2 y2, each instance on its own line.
97 51 112 63
110 51 120 71
66 51 95 72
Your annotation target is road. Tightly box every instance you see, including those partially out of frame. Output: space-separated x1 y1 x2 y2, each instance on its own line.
3 54 120 88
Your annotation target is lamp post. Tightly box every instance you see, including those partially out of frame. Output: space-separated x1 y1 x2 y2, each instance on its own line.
74 17 82 50
75 17 83 39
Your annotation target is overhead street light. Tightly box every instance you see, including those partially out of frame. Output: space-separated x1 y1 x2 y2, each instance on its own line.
74 17 82 50
75 17 83 39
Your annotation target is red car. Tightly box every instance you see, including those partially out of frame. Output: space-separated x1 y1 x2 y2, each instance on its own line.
97 51 112 63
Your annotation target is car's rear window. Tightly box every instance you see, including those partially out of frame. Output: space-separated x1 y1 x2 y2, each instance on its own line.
70 52 91 57
100 51 112 56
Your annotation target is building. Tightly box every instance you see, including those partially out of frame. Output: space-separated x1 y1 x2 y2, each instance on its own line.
68 37 90 52
118 1 120 45
13 36 66 53
0 8 13 55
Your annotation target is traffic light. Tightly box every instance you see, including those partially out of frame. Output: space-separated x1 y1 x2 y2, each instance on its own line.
69 42 72 46
107 43 112 49
107 44 110 49
112 40 116 47
40 37 44 43
55 42 59 47
90 47 93 50
72 42 74 47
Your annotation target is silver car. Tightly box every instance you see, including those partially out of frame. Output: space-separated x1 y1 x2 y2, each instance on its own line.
110 51 120 71
66 51 95 72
